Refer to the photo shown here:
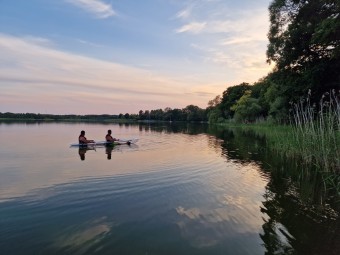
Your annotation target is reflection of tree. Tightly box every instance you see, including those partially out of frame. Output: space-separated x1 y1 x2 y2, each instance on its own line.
212 126 340 254
208 126 267 164
260 177 340 255
137 122 209 135
260 189 295 255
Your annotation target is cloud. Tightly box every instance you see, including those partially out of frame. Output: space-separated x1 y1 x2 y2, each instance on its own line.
175 5 193 20
174 4 272 84
176 22 207 34
65 0 116 18
0 34 216 114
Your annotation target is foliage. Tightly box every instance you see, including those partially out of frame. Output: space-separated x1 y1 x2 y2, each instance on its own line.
207 95 222 109
267 0 340 103
207 107 223 124
136 105 207 122
219 83 251 119
230 91 262 123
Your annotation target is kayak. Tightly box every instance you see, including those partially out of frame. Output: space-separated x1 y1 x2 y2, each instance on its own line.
70 138 138 147
96 138 138 145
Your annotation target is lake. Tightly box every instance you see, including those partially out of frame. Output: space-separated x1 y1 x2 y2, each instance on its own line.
0 122 339 255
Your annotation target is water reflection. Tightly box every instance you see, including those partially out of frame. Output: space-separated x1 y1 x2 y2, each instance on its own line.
54 217 112 253
105 145 113 160
75 144 140 161
136 122 209 135
78 147 95 161
211 126 340 254
0 121 339 255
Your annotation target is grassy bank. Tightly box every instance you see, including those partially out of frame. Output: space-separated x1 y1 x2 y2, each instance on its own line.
215 92 339 197
220 91 339 174
229 122 339 173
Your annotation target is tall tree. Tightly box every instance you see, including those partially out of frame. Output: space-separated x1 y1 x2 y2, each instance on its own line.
230 91 262 123
220 83 251 119
267 0 340 101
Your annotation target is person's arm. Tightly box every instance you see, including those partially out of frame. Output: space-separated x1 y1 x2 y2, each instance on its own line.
106 135 116 142
80 136 94 144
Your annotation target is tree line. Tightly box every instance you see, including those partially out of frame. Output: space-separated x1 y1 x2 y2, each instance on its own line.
207 0 339 124
0 105 208 122
0 112 120 121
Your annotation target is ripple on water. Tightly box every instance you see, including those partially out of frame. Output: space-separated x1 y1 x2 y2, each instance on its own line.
0 123 273 255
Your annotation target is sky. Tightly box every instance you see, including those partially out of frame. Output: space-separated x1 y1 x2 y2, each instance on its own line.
0 0 273 115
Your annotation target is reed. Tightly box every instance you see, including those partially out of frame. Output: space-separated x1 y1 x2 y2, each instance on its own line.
216 91 339 195
290 90 340 174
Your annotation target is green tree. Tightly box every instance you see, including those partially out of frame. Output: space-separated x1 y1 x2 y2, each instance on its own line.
220 83 251 119
207 108 223 123
171 108 184 121
230 91 262 123
150 109 164 120
267 0 340 102
251 77 272 118
206 95 223 123
164 107 173 121
183 105 206 122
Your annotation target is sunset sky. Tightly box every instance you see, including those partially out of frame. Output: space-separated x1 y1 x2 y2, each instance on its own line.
0 0 273 115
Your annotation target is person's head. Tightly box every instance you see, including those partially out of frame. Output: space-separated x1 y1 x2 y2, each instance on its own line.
80 130 85 135
108 129 112 135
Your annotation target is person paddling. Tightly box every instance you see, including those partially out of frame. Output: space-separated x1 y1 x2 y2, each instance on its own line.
105 129 118 143
79 130 94 144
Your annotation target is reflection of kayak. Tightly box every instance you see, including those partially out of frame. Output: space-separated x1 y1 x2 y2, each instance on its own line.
70 138 138 147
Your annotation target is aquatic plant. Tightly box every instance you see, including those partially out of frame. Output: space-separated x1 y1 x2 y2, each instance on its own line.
291 90 340 174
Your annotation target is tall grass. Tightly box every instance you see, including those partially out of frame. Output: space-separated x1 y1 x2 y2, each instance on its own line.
216 91 339 196
291 90 340 174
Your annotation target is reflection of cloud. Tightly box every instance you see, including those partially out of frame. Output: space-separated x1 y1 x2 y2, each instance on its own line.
176 206 219 248
64 224 110 245
55 217 112 250
175 197 264 248
176 206 201 220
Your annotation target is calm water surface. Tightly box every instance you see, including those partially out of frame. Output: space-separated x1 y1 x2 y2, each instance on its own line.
0 122 339 255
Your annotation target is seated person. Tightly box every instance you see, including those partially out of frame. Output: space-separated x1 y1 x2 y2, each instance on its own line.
78 130 94 144
105 129 118 142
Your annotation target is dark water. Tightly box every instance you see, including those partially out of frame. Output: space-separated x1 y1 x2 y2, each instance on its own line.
0 122 339 255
